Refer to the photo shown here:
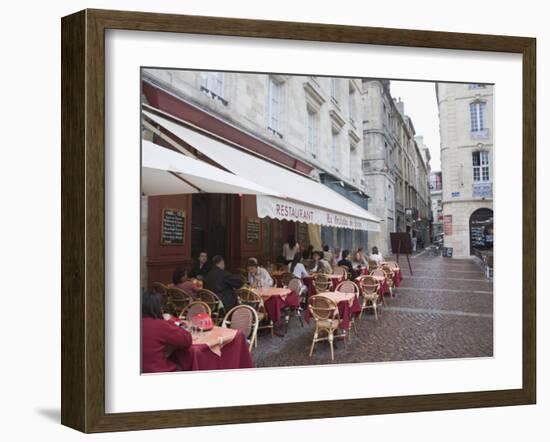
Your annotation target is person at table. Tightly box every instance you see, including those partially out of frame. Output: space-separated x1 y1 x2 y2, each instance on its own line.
282 235 300 264
172 267 200 298
246 258 273 288
289 252 309 279
190 251 211 279
369 246 384 265
322 244 334 267
337 249 355 275
311 250 332 274
204 255 243 311
141 291 192 373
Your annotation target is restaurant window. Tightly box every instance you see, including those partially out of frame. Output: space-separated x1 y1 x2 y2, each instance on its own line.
472 151 490 182
470 101 486 132
306 106 318 158
200 72 226 104
268 77 283 137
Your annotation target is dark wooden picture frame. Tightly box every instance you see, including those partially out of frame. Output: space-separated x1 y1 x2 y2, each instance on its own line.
61 9 536 433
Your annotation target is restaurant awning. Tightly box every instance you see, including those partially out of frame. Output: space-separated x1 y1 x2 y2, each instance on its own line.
142 140 282 196
143 111 381 232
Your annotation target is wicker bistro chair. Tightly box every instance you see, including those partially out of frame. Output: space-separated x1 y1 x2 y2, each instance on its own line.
281 272 296 288
333 266 349 280
236 288 274 341
151 281 168 295
166 287 193 317
381 264 396 297
367 260 379 271
286 277 305 327
334 280 360 335
308 295 346 361
197 289 224 325
179 301 212 321
312 273 331 294
222 304 259 352
359 276 382 320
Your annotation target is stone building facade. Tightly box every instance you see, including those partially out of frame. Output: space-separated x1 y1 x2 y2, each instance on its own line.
142 70 431 259
362 79 431 254
436 83 494 258
142 70 370 255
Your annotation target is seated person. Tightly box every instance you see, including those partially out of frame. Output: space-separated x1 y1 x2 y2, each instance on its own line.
172 267 199 298
246 258 273 288
141 291 192 373
337 249 354 272
322 244 334 267
289 252 309 279
190 251 211 279
310 250 332 274
369 246 384 265
204 255 243 311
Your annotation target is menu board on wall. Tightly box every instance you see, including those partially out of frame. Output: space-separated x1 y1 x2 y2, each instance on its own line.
161 208 185 245
246 217 260 244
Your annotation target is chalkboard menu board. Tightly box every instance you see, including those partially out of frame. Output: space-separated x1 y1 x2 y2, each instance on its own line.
246 217 260 244
161 208 185 245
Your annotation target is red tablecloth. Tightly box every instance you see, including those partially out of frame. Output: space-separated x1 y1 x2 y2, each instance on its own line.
304 292 361 330
302 274 344 295
260 289 300 323
393 269 403 287
174 330 254 370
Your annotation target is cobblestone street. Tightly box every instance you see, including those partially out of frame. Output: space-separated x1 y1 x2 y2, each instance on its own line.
253 251 493 367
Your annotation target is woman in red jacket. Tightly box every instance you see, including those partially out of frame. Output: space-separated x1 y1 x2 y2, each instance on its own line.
141 291 193 373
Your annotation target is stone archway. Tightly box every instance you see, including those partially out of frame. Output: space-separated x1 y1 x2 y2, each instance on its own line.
469 208 494 255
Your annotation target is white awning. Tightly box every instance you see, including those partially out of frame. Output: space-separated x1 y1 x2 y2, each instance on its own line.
143 111 381 232
142 140 281 196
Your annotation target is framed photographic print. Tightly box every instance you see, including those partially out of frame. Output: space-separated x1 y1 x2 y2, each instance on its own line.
61 9 536 433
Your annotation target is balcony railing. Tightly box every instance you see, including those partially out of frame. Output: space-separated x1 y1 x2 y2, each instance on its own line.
472 182 492 198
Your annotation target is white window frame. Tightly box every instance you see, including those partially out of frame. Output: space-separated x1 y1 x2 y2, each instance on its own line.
331 131 340 171
200 72 225 101
472 151 490 182
470 101 487 132
306 106 318 157
268 77 283 135
330 78 339 103
348 84 356 123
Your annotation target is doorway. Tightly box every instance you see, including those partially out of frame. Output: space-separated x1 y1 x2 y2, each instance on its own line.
191 194 228 260
469 208 494 255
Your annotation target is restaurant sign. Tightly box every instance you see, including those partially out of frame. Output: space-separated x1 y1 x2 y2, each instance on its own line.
256 195 380 232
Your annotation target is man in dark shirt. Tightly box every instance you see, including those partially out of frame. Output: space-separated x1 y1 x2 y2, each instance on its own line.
190 251 212 279
203 255 243 311
337 249 357 279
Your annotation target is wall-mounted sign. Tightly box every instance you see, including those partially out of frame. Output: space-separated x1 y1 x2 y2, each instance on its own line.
246 217 260 244
451 191 460 198
161 208 185 245
443 215 453 235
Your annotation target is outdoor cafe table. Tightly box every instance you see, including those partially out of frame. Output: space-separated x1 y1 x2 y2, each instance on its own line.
304 291 361 330
254 287 300 323
168 319 254 371
302 274 344 295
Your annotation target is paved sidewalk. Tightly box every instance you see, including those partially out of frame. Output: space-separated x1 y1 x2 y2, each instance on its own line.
253 252 493 367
